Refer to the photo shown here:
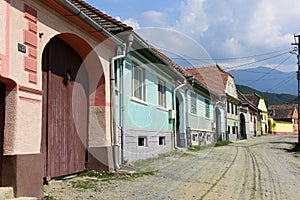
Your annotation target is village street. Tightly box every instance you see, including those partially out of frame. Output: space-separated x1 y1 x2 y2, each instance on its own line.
45 135 300 200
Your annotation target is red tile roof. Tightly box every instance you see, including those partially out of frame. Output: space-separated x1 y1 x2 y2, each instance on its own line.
149 45 188 76
268 104 298 120
69 0 132 34
184 65 230 96
243 93 261 107
238 90 255 107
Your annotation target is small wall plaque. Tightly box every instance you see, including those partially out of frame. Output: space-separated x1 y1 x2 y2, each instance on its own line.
18 43 26 53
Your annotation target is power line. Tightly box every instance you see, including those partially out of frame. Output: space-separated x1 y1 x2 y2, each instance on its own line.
224 51 291 70
265 72 296 93
169 47 292 62
231 68 292 74
240 77 292 82
246 54 293 86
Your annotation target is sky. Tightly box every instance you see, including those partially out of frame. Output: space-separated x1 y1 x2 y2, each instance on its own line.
84 0 300 73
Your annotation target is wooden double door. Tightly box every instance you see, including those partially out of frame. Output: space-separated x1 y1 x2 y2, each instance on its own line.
42 37 89 178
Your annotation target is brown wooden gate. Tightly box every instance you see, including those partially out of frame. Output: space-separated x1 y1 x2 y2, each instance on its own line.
0 82 5 184
42 37 88 178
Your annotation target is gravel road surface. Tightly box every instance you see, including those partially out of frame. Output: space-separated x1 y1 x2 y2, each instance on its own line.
44 135 300 200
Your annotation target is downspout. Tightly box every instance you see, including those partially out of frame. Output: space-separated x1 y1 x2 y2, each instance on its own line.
120 57 126 163
111 48 126 170
225 98 228 141
183 94 187 148
173 80 186 149
111 34 133 170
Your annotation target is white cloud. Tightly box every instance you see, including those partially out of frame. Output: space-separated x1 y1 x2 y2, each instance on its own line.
141 11 167 27
113 0 300 71
247 0 300 47
136 27 213 67
115 16 121 21
175 0 208 38
224 37 243 55
123 18 141 30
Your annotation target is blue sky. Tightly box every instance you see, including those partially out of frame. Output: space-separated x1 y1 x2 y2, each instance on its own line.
84 0 300 72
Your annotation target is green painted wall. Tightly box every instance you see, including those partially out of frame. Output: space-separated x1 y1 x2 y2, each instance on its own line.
122 55 174 131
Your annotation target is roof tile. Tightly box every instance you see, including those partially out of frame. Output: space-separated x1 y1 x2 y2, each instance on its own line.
184 65 230 96
69 0 132 34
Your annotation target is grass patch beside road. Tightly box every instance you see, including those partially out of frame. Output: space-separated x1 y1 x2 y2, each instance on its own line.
187 146 203 152
70 178 98 190
214 140 232 147
131 149 189 169
77 150 188 183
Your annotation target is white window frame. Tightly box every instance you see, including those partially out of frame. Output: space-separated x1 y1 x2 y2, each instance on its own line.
205 99 210 118
132 64 146 101
138 136 147 147
158 79 166 108
190 92 197 115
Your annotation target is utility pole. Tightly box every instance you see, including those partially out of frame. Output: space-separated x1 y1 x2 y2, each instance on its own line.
292 35 300 144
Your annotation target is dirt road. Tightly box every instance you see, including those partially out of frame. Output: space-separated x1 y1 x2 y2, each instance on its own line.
44 135 300 200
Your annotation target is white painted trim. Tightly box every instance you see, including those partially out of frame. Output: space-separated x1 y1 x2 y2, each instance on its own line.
131 96 148 106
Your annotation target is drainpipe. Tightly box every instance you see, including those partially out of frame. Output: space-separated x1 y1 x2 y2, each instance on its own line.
120 57 126 163
111 48 125 170
111 34 133 170
173 80 186 149
225 99 228 141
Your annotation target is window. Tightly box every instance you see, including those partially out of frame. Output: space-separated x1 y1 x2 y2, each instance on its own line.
227 102 230 113
138 136 147 147
205 99 210 118
235 105 237 115
158 80 166 107
191 92 197 114
159 136 166 145
132 64 145 101
192 134 197 141
227 125 231 134
232 126 236 134
231 103 234 114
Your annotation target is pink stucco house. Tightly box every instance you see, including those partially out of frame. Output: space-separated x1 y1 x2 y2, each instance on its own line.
0 0 132 197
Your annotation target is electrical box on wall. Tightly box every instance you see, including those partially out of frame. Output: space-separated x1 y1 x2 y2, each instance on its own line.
169 109 176 119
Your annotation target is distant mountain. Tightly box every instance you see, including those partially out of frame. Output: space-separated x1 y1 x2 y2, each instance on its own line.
237 84 297 106
229 67 297 95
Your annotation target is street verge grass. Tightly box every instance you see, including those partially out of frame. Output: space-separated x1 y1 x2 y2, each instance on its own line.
214 140 232 147
187 146 203 152
70 178 98 189
130 149 190 170
76 150 189 184
43 194 56 200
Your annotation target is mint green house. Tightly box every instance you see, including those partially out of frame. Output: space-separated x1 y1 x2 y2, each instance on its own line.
115 32 186 163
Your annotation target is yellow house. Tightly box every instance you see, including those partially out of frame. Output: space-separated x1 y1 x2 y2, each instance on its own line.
243 94 268 135
258 98 269 134
268 104 298 134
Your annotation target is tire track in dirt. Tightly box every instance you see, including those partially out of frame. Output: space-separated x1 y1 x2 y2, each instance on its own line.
251 149 281 200
246 147 264 199
237 146 256 200
198 146 239 200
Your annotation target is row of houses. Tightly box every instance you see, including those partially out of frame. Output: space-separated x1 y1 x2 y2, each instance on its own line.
0 0 298 198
